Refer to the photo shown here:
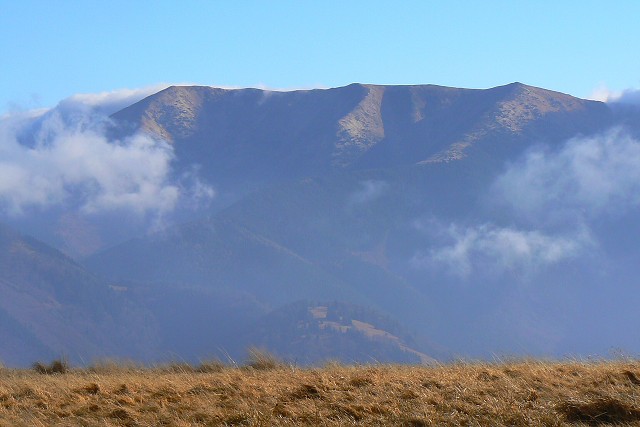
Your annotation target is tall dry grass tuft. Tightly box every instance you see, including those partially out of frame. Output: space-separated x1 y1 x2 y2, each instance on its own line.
195 359 226 373
87 358 144 374
155 361 196 373
558 396 640 425
32 358 69 374
245 347 286 370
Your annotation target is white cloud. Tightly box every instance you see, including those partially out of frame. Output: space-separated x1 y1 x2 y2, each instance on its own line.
60 84 171 115
492 129 640 224
588 85 640 105
588 85 621 102
0 87 214 217
414 128 640 281
347 180 389 207
411 222 591 279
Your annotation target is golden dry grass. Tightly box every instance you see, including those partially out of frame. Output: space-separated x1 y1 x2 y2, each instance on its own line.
1 359 640 426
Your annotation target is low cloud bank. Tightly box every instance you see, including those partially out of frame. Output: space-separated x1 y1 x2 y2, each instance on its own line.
411 220 591 279
0 88 213 218
492 129 640 224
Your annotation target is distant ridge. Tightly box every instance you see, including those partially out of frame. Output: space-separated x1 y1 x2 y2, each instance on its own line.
110 82 611 190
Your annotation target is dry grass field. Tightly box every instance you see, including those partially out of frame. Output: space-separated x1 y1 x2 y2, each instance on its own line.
1 354 640 426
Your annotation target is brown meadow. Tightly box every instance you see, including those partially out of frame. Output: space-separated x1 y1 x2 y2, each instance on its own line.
1 357 640 426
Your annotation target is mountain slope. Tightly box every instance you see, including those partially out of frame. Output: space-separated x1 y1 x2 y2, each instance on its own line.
0 224 158 366
85 170 445 348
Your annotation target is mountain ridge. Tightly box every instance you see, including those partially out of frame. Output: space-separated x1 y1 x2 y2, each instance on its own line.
110 82 610 185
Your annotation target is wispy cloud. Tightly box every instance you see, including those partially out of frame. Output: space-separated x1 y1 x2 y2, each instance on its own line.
62 84 171 115
491 129 640 225
422 127 640 280
347 180 389 207
0 88 213 218
589 85 640 105
411 221 591 279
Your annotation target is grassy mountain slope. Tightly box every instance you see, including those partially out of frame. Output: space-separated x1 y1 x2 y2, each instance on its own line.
0 224 158 366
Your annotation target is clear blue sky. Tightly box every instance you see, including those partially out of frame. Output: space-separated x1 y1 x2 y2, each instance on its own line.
1 0 639 113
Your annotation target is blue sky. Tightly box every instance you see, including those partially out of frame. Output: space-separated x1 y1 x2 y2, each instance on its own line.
1 0 639 113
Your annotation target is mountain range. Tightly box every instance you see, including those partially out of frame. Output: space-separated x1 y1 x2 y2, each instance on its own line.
1 82 638 366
